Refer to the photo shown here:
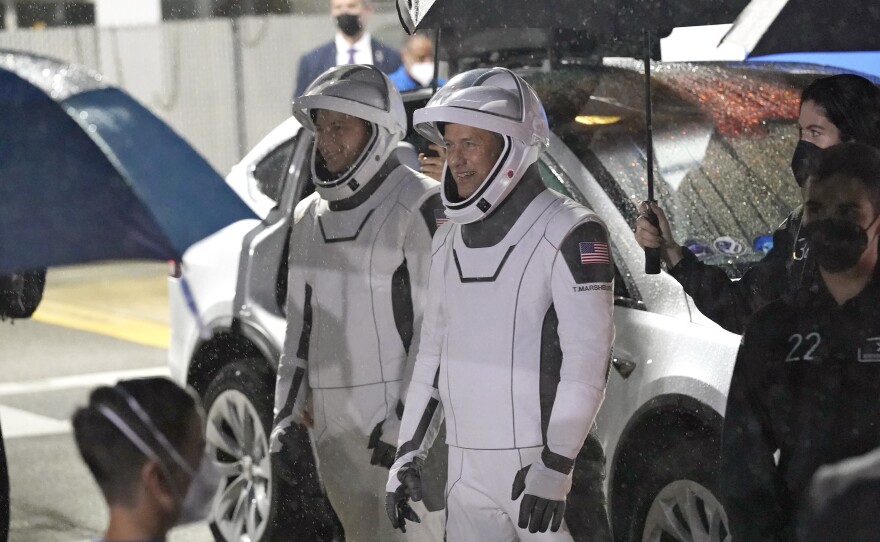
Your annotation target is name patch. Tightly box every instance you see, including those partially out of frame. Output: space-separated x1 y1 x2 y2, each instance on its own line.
858 336 880 362
572 284 612 292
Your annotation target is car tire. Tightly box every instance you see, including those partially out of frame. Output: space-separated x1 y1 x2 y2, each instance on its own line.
202 359 341 542
202 359 276 542
623 436 730 542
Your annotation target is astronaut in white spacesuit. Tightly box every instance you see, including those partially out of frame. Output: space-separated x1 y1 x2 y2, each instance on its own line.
270 64 444 542
386 68 615 541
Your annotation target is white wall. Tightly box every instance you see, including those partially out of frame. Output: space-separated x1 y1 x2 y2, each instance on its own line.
95 0 162 27
0 10 404 174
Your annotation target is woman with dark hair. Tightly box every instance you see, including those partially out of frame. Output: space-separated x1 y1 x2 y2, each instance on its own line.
72 378 217 542
634 73 880 334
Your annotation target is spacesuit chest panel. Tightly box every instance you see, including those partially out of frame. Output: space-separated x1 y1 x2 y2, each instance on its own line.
439 190 564 449
298 170 412 389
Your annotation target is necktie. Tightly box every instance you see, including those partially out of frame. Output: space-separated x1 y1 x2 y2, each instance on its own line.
347 48 357 64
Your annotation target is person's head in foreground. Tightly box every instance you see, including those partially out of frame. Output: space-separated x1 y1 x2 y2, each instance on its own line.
792 74 880 187
413 66 549 224
72 377 215 542
293 64 406 203
803 142 880 286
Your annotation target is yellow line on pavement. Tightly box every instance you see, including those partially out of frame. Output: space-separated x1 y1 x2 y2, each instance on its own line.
31 299 169 349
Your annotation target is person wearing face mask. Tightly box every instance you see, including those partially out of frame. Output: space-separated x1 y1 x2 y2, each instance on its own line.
634 74 880 334
71 377 219 542
720 142 880 542
388 33 446 92
271 65 444 542
293 0 402 98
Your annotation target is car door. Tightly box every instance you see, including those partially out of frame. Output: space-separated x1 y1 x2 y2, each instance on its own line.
233 128 315 363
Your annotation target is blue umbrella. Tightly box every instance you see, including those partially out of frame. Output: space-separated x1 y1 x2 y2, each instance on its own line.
0 50 256 275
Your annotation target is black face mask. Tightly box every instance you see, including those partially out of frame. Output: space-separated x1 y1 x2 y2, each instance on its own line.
790 140 822 188
336 14 363 37
802 216 878 273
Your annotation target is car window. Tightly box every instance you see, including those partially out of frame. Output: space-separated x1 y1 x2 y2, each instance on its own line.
251 136 297 203
537 159 576 200
530 65 816 275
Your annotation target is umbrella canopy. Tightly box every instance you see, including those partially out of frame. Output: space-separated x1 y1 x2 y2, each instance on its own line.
722 0 880 57
0 51 256 274
396 0 750 46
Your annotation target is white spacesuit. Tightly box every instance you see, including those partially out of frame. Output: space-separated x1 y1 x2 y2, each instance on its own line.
386 68 615 541
271 65 443 542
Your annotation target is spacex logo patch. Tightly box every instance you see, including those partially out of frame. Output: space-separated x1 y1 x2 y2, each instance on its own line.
858 337 880 362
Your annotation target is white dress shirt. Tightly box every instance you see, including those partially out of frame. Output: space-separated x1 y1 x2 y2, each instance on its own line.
335 32 374 66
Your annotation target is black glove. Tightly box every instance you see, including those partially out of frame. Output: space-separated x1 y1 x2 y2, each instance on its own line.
368 421 397 469
385 460 423 532
511 463 570 534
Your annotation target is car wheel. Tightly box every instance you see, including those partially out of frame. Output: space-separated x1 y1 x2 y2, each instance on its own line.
624 437 729 542
641 479 729 542
203 359 275 542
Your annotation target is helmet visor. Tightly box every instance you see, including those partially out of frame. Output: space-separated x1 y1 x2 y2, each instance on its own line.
303 65 390 112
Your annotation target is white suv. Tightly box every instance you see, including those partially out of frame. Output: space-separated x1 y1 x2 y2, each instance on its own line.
170 63 823 542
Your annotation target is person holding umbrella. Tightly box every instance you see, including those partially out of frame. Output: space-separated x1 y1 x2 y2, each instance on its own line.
385 67 615 541
634 74 880 333
721 142 880 541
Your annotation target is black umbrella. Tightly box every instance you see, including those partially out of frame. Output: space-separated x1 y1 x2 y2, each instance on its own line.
395 0 750 274
0 50 256 275
722 0 880 57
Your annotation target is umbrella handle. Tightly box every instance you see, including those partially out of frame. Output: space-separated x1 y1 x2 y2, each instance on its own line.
644 202 661 275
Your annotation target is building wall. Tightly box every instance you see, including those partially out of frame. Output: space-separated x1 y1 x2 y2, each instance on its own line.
0 9 404 173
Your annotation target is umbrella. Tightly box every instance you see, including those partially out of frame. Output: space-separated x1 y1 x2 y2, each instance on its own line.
396 0 749 47
395 0 750 273
721 0 880 57
0 50 256 275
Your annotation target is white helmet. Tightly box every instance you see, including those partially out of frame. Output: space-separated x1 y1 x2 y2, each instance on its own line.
413 67 550 224
293 65 407 202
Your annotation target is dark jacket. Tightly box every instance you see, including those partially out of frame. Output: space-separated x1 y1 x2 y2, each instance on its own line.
669 206 814 334
798 446 880 542
293 38 402 98
0 268 45 320
721 266 880 541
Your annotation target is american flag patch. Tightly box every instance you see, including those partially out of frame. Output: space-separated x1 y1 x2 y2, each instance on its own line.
579 241 609 265
434 209 449 228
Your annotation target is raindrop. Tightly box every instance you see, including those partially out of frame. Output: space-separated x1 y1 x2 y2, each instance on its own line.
79 111 89 120
88 124 97 133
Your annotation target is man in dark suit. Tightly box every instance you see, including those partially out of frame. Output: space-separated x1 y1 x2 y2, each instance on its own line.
293 0 402 98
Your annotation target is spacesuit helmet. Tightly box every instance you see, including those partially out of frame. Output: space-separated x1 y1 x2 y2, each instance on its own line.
413 67 550 224
293 64 407 202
